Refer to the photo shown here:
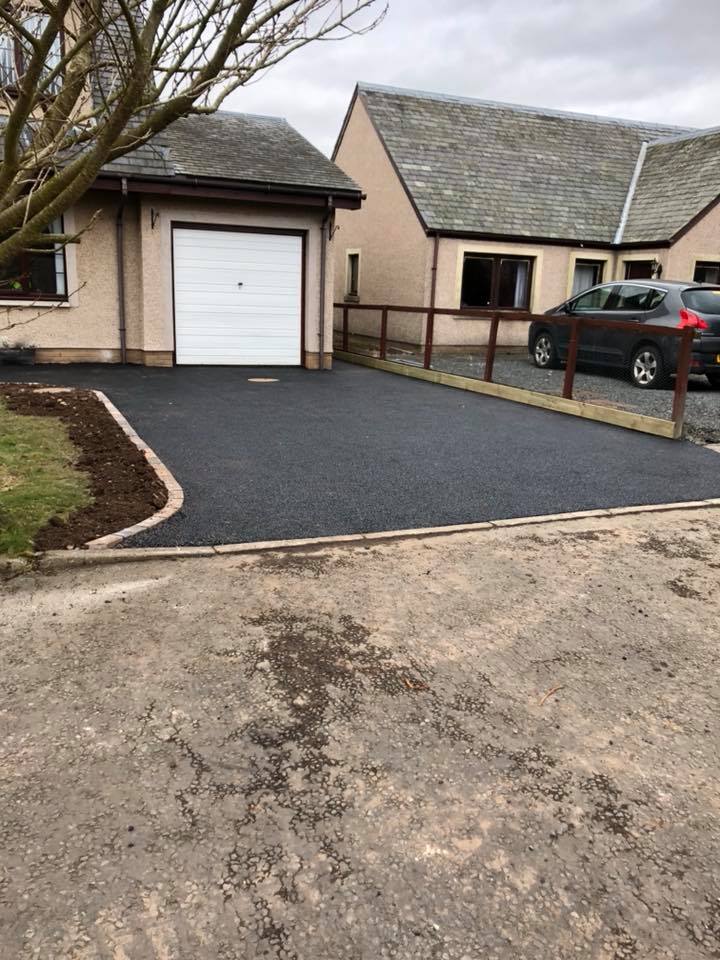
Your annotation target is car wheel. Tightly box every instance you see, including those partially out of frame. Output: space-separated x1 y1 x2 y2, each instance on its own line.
532 331 560 369
630 345 668 389
706 373 720 390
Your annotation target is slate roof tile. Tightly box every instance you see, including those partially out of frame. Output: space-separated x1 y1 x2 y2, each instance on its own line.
102 111 359 195
622 128 720 243
357 83 698 243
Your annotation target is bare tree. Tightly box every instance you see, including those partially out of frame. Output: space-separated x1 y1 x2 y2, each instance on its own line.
0 0 384 269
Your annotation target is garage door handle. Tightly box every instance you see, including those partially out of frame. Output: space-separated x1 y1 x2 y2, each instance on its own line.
237 282 243 288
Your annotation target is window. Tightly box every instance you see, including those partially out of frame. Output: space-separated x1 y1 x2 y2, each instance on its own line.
694 261 720 285
612 284 666 311
0 218 67 300
345 252 359 300
0 14 62 95
624 260 655 280
461 254 533 310
570 285 617 312
572 259 604 296
682 288 720 316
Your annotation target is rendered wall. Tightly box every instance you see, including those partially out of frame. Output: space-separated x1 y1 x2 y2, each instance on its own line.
0 193 127 357
0 190 331 367
666 202 720 281
137 196 330 366
332 96 429 345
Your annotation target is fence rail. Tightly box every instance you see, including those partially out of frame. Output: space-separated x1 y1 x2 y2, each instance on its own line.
334 302 695 439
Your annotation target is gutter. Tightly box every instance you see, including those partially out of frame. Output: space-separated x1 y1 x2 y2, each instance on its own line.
614 141 648 245
93 173 362 208
115 177 128 364
318 196 334 371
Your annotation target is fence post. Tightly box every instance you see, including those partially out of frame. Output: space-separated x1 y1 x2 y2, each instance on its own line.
380 307 388 360
562 318 580 399
484 314 500 382
342 306 349 352
423 308 435 369
671 329 694 433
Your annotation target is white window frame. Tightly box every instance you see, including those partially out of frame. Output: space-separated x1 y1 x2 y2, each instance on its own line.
0 208 79 308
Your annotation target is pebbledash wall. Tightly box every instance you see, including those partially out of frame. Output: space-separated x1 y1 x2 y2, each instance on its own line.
332 99 720 349
0 189 335 369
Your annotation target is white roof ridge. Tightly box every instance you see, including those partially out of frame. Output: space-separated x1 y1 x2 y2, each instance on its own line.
646 124 720 147
614 141 648 244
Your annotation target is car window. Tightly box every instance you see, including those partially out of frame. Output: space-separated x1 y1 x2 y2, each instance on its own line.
645 289 666 310
569 285 617 312
612 285 666 311
682 288 720 315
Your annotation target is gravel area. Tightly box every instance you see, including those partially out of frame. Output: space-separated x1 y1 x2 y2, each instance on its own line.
428 352 720 444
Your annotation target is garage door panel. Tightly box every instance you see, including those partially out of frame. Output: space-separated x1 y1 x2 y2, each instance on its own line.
174 240 301 257
176 336 298 349
174 248 301 264
176 324 299 337
173 227 302 366
175 255 299 267
174 346 300 365
175 299 300 313
177 286 298 302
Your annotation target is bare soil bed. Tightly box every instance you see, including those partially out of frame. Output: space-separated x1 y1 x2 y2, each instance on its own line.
0 383 166 550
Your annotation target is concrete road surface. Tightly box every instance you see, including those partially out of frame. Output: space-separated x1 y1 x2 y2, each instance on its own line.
2 508 720 958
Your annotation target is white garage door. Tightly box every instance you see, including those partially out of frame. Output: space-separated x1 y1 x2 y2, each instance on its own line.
173 227 303 365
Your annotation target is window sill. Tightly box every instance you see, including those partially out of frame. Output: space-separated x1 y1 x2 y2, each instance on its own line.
458 307 531 315
0 299 70 308
344 294 360 303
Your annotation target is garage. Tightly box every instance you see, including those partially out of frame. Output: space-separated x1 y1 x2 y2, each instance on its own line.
173 226 303 365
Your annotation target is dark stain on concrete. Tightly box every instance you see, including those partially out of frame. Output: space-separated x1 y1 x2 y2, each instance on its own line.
519 528 619 547
253 551 350 578
667 578 703 599
640 534 712 562
214 610 428 950
581 774 635 838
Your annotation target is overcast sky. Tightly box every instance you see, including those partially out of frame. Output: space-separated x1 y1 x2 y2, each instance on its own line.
226 0 720 156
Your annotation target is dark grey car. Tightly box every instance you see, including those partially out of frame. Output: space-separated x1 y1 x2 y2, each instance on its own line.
528 280 720 388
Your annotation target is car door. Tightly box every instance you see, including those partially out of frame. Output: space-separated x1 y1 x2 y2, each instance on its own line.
593 284 666 366
563 284 620 361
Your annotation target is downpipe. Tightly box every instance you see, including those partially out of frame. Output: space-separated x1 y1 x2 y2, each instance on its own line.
116 177 128 364
318 196 334 370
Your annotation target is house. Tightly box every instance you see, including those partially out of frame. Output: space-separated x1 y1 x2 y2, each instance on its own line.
0 112 362 368
331 83 720 349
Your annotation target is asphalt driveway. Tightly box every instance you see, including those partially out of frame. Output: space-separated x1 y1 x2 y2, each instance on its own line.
3 360 720 546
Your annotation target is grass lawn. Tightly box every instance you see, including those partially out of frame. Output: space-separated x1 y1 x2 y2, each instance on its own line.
0 397 92 556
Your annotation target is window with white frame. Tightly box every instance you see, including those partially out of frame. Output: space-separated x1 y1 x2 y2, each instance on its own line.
0 13 62 96
0 217 67 300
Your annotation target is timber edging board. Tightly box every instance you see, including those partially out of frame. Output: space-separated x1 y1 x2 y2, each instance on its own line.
335 351 680 440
